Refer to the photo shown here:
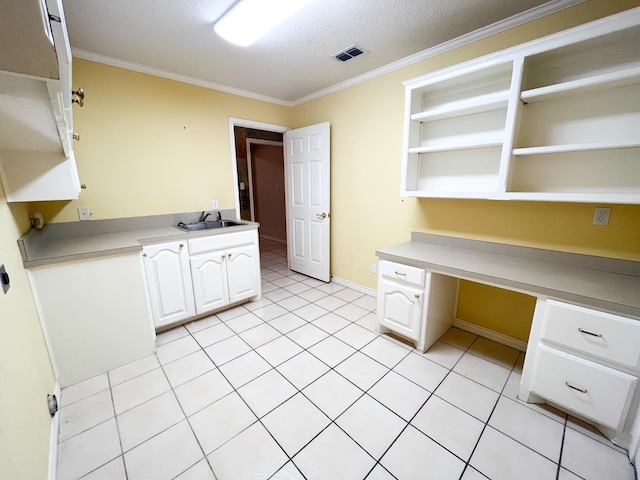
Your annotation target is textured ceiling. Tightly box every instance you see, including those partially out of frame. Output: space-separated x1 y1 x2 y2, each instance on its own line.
61 0 567 104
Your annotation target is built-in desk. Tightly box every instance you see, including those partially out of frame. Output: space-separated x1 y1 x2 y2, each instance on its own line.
376 232 640 448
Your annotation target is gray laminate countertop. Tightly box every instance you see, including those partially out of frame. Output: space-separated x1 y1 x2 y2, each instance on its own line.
377 232 640 318
19 210 258 268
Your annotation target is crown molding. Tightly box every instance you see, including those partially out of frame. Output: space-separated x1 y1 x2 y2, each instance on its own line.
71 48 295 107
290 0 585 106
72 0 584 108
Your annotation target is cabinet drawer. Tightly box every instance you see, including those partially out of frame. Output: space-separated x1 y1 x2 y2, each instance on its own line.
530 345 637 430
188 230 255 255
379 260 425 287
542 300 640 369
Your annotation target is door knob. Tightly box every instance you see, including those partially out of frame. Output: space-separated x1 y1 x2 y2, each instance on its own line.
316 212 327 219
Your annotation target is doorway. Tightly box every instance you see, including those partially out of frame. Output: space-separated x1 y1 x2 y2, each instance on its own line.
228 118 331 282
246 140 286 243
228 118 288 245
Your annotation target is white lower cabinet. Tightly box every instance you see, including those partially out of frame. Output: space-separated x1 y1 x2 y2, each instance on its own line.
226 244 260 304
143 229 261 329
376 260 426 343
522 298 640 446
377 278 424 342
191 251 229 315
376 259 458 351
143 241 196 329
530 345 637 430
191 244 259 315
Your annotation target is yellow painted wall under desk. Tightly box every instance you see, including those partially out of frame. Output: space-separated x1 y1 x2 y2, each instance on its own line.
32 0 640 345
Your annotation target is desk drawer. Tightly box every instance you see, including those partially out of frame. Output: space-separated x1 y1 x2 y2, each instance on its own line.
379 260 425 287
541 300 640 369
531 345 636 430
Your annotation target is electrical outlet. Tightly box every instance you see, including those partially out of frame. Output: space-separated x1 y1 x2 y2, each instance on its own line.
212 199 218 210
592 207 611 226
370 263 377 274
77 207 91 221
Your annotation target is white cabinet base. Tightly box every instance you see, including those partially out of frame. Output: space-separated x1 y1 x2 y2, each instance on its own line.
145 229 262 331
30 253 155 387
376 260 458 352
520 297 640 448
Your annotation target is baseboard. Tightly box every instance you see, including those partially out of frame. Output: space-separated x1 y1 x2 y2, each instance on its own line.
330 276 377 297
48 381 61 480
453 318 528 352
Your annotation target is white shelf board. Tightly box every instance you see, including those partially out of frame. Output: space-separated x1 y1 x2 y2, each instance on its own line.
513 140 640 156
409 137 503 154
411 90 510 122
521 65 640 103
401 190 498 199
503 192 640 204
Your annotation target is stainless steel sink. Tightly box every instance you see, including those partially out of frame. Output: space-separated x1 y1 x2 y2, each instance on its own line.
175 220 244 232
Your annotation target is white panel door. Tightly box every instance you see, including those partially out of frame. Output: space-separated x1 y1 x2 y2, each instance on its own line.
190 251 229 315
142 242 195 328
284 122 330 282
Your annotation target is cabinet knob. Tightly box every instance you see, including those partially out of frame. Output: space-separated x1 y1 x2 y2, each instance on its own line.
72 87 85 107
73 132 80 141
179 244 184 249
414 294 420 299
142 253 147 257
80 184 87 189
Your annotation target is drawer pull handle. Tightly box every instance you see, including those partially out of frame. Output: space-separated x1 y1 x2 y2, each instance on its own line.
565 382 587 394
578 328 602 338
395 271 406 276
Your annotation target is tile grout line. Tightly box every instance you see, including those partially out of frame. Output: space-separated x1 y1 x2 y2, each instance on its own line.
60 243 628 480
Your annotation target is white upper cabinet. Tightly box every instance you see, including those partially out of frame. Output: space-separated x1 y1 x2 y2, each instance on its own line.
401 7 640 204
0 0 81 202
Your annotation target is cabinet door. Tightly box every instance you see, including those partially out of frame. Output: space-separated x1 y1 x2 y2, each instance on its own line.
377 278 424 341
191 250 229 315
143 242 195 328
226 244 259 304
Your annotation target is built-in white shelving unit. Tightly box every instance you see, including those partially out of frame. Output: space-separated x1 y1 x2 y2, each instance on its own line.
401 8 640 204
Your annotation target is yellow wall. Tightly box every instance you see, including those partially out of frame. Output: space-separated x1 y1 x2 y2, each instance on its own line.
291 0 640 339
0 180 56 479
30 0 640 343
36 60 292 223
3 1 637 476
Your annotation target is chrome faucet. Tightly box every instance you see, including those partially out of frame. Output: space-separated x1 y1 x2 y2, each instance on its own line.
199 211 211 222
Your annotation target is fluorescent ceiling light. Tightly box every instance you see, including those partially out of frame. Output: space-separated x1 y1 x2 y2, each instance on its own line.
215 0 315 47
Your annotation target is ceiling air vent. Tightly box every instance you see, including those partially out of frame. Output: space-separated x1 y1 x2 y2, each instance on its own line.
333 45 367 62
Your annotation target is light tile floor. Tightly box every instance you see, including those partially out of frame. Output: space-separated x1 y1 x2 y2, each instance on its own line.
56 239 636 480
